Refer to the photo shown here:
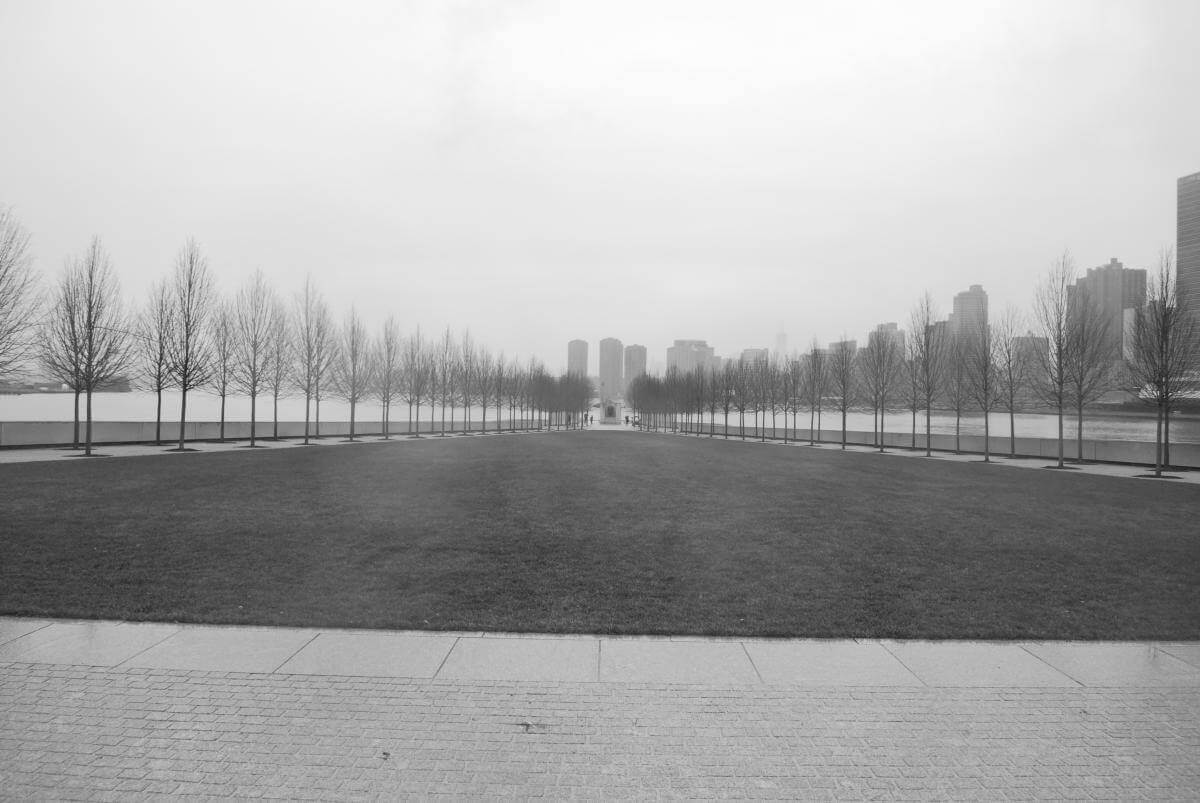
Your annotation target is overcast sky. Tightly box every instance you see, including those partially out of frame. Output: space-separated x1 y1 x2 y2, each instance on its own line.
2 0 1197 373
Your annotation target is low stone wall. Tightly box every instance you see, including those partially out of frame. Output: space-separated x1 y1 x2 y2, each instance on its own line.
671 425 1200 469
0 420 527 448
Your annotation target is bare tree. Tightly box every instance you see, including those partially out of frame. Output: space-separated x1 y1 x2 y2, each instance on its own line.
435 326 457 435
475 347 495 434
265 296 291 439
138 279 174 445
293 276 334 445
908 293 947 457
859 331 903 452
943 335 971 453
65 238 135 456
0 205 40 382
167 239 215 452
1125 248 1200 476
209 300 235 442
804 343 828 446
903 337 921 450
331 306 372 441
827 337 857 449
375 316 401 439
400 327 428 437
967 317 1003 462
1064 282 1114 462
233 270 279 447
1032 251 1074 468
459 330 477 434
40 258 86 449
993 306 1028 458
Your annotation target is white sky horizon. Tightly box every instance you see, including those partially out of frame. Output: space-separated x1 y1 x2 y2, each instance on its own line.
3 0 1197 376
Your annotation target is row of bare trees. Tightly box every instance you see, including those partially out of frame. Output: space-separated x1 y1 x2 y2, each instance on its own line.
627 250 1200 476
0 220 593 454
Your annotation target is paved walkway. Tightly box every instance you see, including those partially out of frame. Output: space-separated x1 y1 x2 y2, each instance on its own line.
0 429 547 464
653 430 1200 485
4 425 1197 486
3 618 1199 799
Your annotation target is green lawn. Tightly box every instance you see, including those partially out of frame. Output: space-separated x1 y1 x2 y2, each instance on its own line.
2 431 1197 639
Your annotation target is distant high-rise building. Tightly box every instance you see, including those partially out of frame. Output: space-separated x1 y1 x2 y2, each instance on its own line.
774 326 787 360
868 322 906 354
829 339 857 356
740 348 768 365
666 339 715 374
947 285 988 342
623 344 647 393
599 338 623 400
1179 171 1200 317
1070 258 1146 364
567 339 588 376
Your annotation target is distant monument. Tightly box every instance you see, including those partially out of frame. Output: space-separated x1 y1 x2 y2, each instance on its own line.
600 399 623 425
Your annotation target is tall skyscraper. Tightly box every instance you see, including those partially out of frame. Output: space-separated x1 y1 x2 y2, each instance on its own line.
1179 171 1200 317
598 337 624 400
665 339 714 374
623 344 647 393
567 339 588 377
1070 258 1146 364
947 284 988 342
868 322 906 353
740 348 768 365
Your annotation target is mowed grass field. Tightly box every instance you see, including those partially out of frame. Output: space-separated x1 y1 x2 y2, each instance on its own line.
2 431 1197 639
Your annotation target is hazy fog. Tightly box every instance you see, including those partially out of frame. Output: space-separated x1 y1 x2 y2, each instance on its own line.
2 0 1197 372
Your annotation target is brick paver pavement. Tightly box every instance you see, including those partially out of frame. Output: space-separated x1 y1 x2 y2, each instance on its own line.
3 661 1199 800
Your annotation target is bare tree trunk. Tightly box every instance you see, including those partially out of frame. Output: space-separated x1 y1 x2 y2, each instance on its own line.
72 389 81 449
250 393 257 447
983 410 990 462
273 393 279 439
350 400 356 440
304 393 311 445
1164 407 1171 469
84 389 94 456
155 389 162 446
879 406 886 453
1056 407 1064 468
219 394 226 442
1009 406 1015 458
924 405 931 457
1076 402 1084 463
178 390 188 451
1155 402 1164 477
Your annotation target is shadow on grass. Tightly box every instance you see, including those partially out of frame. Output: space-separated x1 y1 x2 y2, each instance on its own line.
1134 474 1182 480
164 447 202 452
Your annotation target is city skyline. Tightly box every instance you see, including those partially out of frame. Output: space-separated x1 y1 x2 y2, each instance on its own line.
1 1 1197 374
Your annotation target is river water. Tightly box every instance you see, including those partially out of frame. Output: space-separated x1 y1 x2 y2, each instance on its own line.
3 391 1198 443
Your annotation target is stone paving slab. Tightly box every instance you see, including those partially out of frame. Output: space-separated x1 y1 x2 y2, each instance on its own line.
2 663 1198 800
1160 643 1200 669
599 638 761 684
438 636 599 682
0 618 52 646
1022 642 1200 687
0 621 179 666
743 639 923 686
277 631 458 679
881 641 1081 687
121 626 320 673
